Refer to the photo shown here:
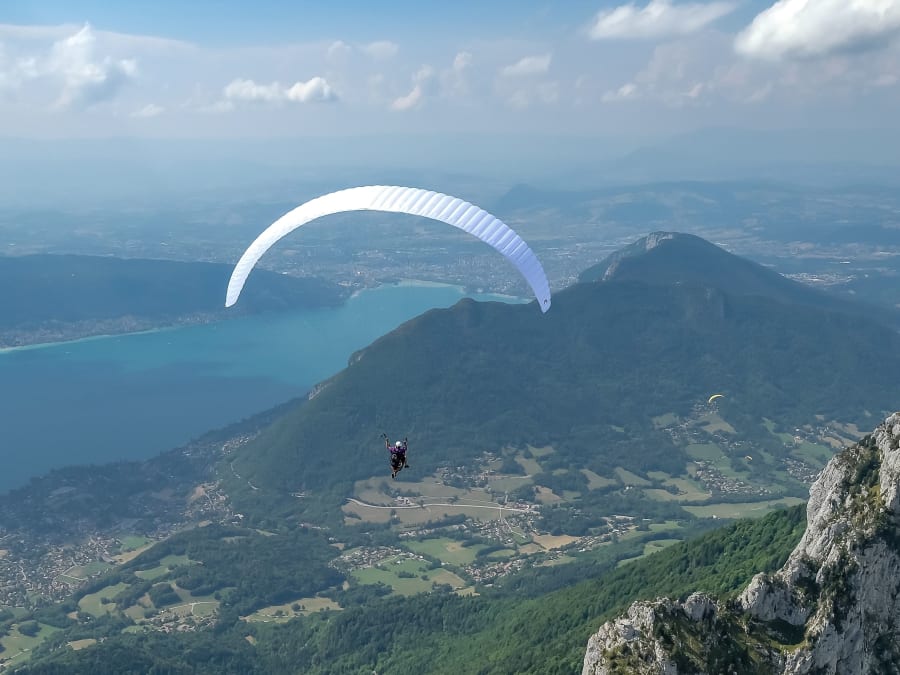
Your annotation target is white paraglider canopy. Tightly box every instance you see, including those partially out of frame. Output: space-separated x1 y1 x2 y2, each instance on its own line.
225 186 551 313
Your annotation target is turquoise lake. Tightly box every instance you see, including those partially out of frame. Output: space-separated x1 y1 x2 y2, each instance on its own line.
0 284 521 493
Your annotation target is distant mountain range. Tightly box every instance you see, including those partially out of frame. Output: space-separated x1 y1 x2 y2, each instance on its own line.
0 254 345 346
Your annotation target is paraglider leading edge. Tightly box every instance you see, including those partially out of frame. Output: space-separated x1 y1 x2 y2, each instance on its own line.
224 185 552 313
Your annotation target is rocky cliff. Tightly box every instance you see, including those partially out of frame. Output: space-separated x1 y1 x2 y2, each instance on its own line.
582 411 900 675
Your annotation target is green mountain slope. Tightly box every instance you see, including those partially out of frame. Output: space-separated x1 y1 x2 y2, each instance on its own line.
16 505 805 674
229 255 900 522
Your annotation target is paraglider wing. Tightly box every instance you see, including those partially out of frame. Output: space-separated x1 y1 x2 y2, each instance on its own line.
708 393 725 404
225 186 551 312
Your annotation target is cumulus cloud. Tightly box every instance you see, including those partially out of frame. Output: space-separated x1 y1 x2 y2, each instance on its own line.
361 40 399 60
131 102 163 117
391 85 423 110
500 53 552 76
440 50 474 99
601 39 723 106
453 51 473 71
602 81 639 101
391 65 435 111
327 39 398 62
326 40 352 61
735 0 900 61
48 24 137 108
0 46 34 91
223 76 336 103
588 0 735 40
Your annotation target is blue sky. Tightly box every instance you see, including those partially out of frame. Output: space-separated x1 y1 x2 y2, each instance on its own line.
4 2 638 45
1 0 899 142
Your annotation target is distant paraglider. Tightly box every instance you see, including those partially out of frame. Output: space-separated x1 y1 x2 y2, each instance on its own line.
225 186 552 312
708 393 725 405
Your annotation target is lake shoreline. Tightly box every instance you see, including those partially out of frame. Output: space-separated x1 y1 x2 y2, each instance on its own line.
1 281 526 354
0 283 522 493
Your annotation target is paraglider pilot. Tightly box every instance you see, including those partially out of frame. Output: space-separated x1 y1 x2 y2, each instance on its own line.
383 434 410 478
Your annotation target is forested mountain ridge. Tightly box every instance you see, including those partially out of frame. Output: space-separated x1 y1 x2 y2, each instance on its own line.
579 231 898 328
228 235 900 523
0 254 345 347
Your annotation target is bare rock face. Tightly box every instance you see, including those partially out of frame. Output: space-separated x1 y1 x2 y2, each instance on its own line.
582 412 900 675
582 598 680 675
600 232 676 281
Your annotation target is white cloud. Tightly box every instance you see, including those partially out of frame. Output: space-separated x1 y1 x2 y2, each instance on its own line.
391 65 434 111
361 40 399 60
735 0 900 61
131 102 164 117
0 46 35 91
588 0 735 40
223 76 336 103
327 39 398 63
438 51 475 100
601 38 724 106
285 77 335 102
453 51 473 71
326 40 352 61
224 79 281 102
602 81 639 101
47 24 137 108
391 84 424 110
500 53 552 76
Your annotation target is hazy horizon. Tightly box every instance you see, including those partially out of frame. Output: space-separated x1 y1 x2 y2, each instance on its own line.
3 1 900 203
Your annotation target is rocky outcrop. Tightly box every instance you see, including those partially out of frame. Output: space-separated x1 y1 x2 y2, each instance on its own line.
583 412 900 675
596 232 675 282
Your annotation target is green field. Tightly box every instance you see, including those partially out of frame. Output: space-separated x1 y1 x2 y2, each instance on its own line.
699 413 736 434
642 539 682 556
351 556 467 596
119 535 152 551
63 561 112 580
134 554 191 580
527 445 555 458
685 443 747 480
792 441 833 466
486 548 516 560
684 498 805 520
404 538 485 566
245 596 342 623
488 476 533 493
644 476 711 503
344 499 509 527
156 599 219 620
614 467 651 486
685 443 724 462
124 603 150 621
0 623 60 669
581 469 617 490
615 538 683 568
78 582 130 617
515 456 543 475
